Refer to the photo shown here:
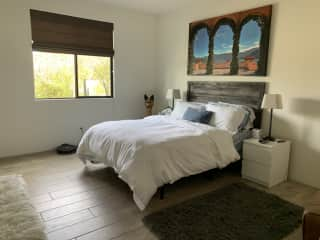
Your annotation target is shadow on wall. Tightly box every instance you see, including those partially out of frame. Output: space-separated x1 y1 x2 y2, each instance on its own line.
276 97 320 187
290 97 320 158
290 98 320 118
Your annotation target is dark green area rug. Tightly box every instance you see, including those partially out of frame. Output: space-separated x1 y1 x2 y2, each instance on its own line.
143 183 304 240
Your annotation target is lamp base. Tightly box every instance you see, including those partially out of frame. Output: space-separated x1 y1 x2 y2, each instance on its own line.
263 136 276 141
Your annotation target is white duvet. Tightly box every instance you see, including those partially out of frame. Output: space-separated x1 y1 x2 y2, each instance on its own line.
77 115 240 210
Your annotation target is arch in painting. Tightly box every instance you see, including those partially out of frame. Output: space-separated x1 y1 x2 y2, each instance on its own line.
239 15 269 75
188 23 210 74
211 18 237 75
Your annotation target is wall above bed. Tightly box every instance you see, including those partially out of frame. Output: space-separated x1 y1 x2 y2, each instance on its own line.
155 0 320 189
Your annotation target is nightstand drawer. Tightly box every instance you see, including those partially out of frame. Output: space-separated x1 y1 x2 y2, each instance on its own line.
242 138 291 188
242 160 270 185
243 144 272 166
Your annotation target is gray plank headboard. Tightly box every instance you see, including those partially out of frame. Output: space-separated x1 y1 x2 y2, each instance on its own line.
187 81 266 128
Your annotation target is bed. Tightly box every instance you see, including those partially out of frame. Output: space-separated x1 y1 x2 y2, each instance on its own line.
77 81 266 210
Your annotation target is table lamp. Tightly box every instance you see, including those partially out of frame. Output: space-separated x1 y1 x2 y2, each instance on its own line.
166 89 181 109
261 94 283 141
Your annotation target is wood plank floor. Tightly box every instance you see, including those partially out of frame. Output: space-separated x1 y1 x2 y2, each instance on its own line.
0 152 319 240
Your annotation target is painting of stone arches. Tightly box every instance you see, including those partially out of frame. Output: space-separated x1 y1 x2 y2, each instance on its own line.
188 5 272 76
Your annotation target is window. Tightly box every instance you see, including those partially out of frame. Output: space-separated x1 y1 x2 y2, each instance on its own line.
30 10 114 99
33 51 112 99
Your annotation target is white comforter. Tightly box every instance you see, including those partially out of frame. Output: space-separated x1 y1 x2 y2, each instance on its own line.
77 116 240 210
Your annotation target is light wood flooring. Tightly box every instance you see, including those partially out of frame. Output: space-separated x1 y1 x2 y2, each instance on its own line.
0 152 319 240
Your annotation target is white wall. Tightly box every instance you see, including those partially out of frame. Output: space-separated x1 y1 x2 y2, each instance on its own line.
155 0 320 189
0 0 156 158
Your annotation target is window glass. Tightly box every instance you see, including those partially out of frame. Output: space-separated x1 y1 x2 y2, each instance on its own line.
33 51 75 99
32 52 112 99
77 55 111 97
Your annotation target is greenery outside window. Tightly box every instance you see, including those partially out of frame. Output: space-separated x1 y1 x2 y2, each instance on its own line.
33 51 113 99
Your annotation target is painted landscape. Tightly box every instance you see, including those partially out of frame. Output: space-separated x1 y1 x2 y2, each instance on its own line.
188 5 272 76
214 47 260 75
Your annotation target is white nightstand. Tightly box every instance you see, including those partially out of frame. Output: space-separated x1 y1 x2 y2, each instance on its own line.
242 138 291 188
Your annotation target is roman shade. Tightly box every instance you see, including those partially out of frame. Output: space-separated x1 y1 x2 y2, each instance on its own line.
30 9 114 56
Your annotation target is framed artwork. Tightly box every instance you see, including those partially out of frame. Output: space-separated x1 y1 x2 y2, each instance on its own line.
188 5 272 76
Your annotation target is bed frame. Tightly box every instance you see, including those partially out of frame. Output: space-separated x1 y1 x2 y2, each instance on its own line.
159 81 266 199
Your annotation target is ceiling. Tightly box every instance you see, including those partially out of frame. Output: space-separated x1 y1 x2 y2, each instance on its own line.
93 0 194 15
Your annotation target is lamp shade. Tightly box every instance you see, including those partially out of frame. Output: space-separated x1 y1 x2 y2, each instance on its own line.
261 94 283 109
166 89 181 99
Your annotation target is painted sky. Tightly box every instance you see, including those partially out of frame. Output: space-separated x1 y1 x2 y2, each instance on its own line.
239 20 261 52
214 25 234 55
193 20 261 57
193 28 209 58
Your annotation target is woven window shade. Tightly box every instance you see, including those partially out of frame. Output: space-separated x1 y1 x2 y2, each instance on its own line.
30 9 114 56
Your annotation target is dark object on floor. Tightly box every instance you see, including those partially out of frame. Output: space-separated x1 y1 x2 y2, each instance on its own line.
303 211 320 240
56 144 77 154
143 183 304 240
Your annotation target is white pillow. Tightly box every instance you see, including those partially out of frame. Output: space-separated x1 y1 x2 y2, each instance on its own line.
206 103 247 133
171 101 205 119
209 101 256 129
217 102 256 123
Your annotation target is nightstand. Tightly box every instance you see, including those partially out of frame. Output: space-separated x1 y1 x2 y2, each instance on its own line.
242 138 291 188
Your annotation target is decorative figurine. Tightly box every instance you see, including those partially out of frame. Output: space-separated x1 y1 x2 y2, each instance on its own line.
144 94 154 117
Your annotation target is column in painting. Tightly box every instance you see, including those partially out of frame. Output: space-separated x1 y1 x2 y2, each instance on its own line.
230 25 240 75
188 34 194 74
207 32 214 74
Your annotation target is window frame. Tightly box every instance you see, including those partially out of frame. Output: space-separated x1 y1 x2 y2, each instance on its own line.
33 49 114 99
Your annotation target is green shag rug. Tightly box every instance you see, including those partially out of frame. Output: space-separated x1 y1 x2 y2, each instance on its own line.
143 183 303 240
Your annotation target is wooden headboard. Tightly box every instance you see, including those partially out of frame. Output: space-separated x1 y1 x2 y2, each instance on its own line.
187 81 266 128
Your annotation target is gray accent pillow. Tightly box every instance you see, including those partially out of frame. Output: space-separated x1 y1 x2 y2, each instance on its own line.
182 107 213 124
